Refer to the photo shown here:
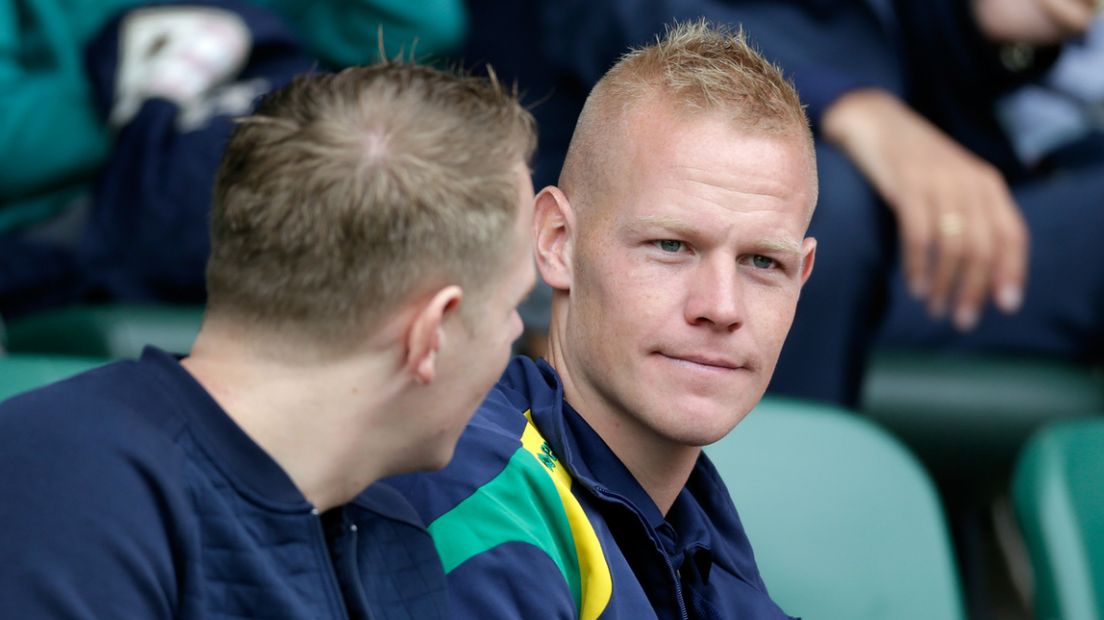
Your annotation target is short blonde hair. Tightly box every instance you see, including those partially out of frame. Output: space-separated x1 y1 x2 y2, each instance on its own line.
206 62 536 349
562 19 814 205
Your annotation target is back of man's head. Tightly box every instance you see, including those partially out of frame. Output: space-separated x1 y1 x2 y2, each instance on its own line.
561 19 814 211
205 63 536 352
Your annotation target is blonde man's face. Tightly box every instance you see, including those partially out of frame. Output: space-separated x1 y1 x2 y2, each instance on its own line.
561 105 816 449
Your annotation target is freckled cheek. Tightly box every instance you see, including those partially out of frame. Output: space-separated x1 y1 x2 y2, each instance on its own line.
753 295 801 349
622 262 684 308
607 279 671 332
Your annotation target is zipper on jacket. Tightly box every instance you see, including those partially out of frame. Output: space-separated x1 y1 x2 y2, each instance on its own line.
673 567 689 620
593 485 691 619
311 507 352 619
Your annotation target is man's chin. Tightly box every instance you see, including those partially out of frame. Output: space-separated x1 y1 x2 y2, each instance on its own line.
666 398 760 446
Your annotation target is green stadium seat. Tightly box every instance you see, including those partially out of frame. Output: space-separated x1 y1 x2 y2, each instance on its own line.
706 396 965 620
1013 419 1104 620
4 304 204 359
0 354 107 402
861 349 1104 485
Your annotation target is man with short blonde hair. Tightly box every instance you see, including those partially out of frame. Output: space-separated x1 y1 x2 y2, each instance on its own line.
391 21 814 618
0 61 537 619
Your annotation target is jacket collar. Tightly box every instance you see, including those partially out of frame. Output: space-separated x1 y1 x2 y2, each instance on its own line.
497 356 601 489
141 346 312 509
498 356 773 584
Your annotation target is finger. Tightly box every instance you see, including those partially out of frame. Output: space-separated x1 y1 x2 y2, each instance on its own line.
987 184 1030 313
894 197 934 300
951 192 997 331
1040 0 1096 35
928 208 966 319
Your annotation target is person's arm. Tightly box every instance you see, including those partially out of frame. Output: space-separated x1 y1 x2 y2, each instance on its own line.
821 88 1029 330
0 393 180 618
440 542 580 618
385 467 585 619
829 0 1092 330
973 0 1097 44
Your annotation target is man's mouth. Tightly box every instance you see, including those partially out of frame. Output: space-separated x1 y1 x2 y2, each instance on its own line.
657 352 746 372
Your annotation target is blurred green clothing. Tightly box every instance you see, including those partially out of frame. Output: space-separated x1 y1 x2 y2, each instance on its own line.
0 0 143 227
264 0 467 68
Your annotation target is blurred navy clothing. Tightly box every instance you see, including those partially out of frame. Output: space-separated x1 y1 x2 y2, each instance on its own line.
0 347 448 619
388 356 794 619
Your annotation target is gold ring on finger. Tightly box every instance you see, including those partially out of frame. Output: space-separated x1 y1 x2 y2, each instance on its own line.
938 212 965 237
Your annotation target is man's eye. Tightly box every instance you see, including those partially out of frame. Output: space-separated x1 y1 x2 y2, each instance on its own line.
751 255 776 269
655 240 684 253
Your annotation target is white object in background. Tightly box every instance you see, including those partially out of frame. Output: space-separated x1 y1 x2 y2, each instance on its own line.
110 6 252 129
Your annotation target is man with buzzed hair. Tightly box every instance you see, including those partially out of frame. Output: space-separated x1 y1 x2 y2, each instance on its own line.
0 61 537 619
388 21 814 618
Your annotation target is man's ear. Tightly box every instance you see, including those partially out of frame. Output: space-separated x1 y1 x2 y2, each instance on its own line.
799 237 817 287
534 185 576 291
404 285 463 384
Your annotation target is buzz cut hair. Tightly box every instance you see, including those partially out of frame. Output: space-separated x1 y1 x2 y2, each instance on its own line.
561 19 815 207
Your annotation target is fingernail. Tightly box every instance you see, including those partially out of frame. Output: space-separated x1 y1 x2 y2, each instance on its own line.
928 299 947 319
997 285 1023 313
954 306 979 331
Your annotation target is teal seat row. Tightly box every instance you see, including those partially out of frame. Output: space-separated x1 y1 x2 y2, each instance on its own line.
4 304 204 359
1013 419 1104 620
707 397 965 620
0 354 107 401
861 349 1104 486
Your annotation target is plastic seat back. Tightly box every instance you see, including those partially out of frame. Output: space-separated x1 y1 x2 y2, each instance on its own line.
0 354 106 402
1013 419 1104 620
5 304 203 359
862 349 1104 483
705 396 965 620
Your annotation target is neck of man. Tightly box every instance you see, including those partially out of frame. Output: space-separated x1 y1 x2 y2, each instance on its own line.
181 320 410 512
546 317 700 516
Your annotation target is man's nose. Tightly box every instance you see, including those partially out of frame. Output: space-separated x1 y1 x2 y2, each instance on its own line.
684 257 744 331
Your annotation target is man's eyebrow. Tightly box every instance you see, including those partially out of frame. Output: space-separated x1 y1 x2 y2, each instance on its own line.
757 238 803 256
628 215 701 237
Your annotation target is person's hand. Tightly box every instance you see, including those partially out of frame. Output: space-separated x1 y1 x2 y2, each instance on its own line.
822 89 1029 331
973 0 1097 44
